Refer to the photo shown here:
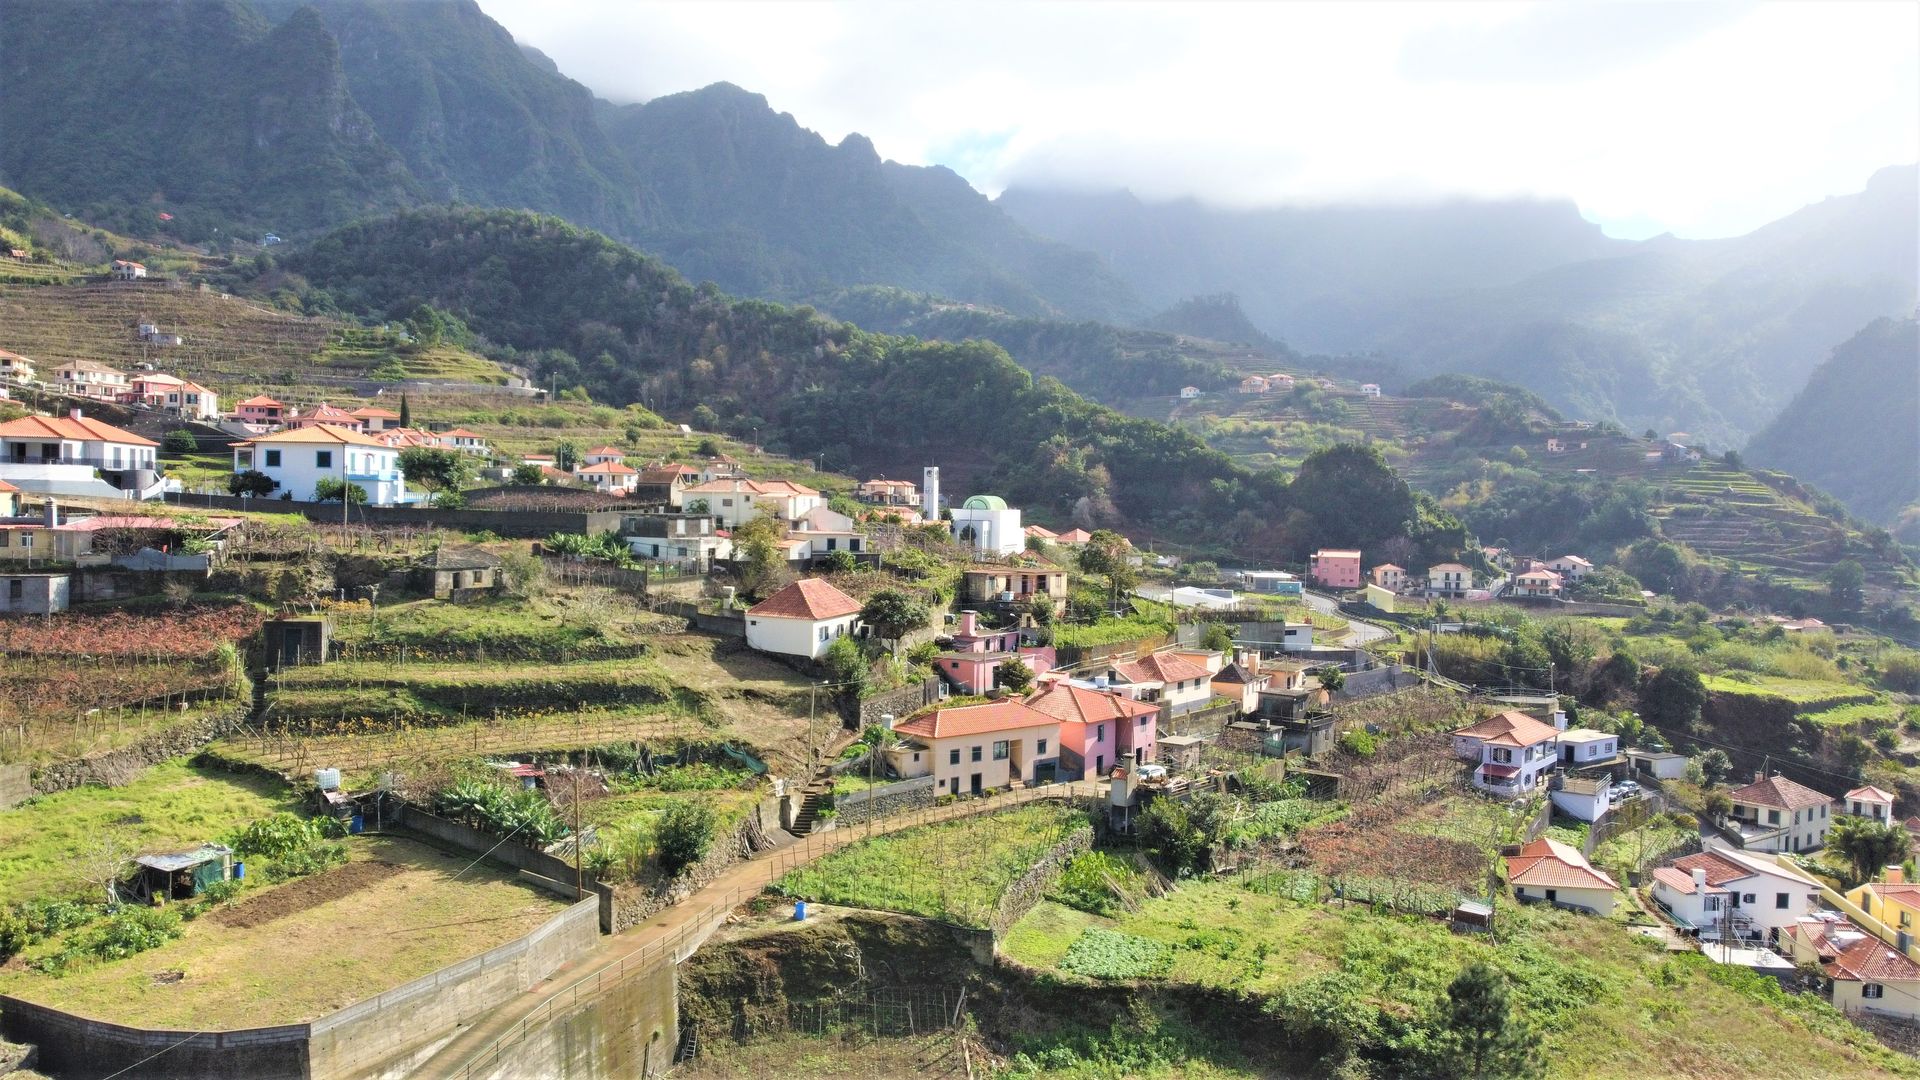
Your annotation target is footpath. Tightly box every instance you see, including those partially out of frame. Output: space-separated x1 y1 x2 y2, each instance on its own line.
420 782 1097 1078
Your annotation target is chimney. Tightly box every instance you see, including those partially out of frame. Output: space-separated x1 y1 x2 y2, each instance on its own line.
1692 867 1707 892
957 610 977 636
1754 770 1766 784
42 497 58 528
1889 866 1906 885
69 408 83 421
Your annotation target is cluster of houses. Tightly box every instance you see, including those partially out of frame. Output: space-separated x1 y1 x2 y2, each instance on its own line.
1296 545 1596 603
0 348 219 420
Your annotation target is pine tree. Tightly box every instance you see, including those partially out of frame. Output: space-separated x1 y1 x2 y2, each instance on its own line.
1428 962 1541 1079
398 394 411 429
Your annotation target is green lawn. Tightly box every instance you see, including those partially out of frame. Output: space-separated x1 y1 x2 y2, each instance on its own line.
1701 674 1876 709
0 760 296 906
775 804 1090 927
1798 701 1903 729
1003 876 1917 1078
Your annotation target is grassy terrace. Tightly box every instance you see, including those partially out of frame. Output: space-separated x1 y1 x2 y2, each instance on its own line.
0 760 296 906
1701 674 1878 710
0 835 566 1028
1003 877 1917 1079
774 804 1090 928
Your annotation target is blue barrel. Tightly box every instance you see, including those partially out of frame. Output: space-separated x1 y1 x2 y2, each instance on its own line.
233 861 244 880
350 814 365 834
793 901 807 921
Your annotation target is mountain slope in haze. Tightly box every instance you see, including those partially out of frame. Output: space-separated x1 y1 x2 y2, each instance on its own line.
1144 293 1293 353
1745 317 1920 526
253 0 650 237
597 82 1139 321
0 0 416 239
1003 169 1918 448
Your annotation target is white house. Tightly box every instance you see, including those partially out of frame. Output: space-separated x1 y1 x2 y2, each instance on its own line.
1650 849 1823 941
1556 728 1620 768
0 349 36 383
1359 383 1382 397
56 360 129 401
163 381 219 420
1505 838 1618 915
744 578 862 660
435 428 490 457
623 514 732 569
0 411 160 499
576 461 640 495
1626 749 1691 781
948 494 1023 556
1549 776 1611 822
1727 773 1835 853
111 260 146 280
1178 386 1200 399
791 505 866 555
1512 568 1563 598
1427 562 1472 597
1168 586 1236 610
1450 710 1560 795
1369 563 1405 591
232 425 407 505
684 478 821 527
1846 785 1896 826
1547 555 1593 582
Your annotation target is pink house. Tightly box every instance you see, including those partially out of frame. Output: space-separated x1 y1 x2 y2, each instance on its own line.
936 611 1053 693
1308 549 1362 590
1026 682 1161 778
284 403 364 432
232 394 285 424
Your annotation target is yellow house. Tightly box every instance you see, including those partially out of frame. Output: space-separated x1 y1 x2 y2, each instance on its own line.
1848 867 1920 932
888 699 1060 798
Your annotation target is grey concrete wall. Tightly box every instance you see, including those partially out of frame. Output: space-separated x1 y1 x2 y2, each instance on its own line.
0 996 308 1080
857 679 944 728
0 764 32 809
991 825 1093 937
308 896 600 1079
468 959 679 1079
1165 702 1237 738
1336 664 1415 701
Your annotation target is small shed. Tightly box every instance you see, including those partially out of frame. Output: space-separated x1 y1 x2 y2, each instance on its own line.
1451 900 1493 933
1157 733 1208 772
131 843 233 902
413 546 502 599
0 573 69 614
264 615 333 669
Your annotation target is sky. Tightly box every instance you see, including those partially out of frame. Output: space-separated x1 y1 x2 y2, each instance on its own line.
480 0 1920 240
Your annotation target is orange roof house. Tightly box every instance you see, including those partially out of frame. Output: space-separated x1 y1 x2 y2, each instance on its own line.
1505 837 1618 915
887 699 1061 796
744 578 863 660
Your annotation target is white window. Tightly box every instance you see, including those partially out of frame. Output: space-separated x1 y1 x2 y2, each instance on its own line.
1864 983 1885 999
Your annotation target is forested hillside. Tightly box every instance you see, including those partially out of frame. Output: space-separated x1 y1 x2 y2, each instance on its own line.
1143 293 1292 353
1746 317 1920 527
274 207 1462 560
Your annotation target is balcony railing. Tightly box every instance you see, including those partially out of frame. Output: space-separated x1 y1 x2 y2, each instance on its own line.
2 455 153 470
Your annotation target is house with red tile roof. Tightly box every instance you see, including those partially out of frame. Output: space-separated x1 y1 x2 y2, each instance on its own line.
0 478 18 518
0 411 162 498
1449 710 1560 795
1848 868 1920 943
1727 773 1834 853
232 425 407 505
283 403 364 432
575 460 639 495
744 578 862 659
1788 914 1920 1020
435 428 490 457
1504 837 1618 915
857 477 919 506
1846 785 1897 826
886 699 1060 797
1369 563 1405 591
1027 682 1159 778
1107 651 1213 717
581 446 626 467
684 477 822 527
1650 848 1821 939
232 394 285 425
349 406 401 432
1512 567 1564 598
1054 528 1092 546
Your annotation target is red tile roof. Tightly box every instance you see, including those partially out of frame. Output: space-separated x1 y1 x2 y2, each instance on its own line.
350 406 400 418
1505 837 1618 891
236 425 388 448
685 478 820 497
746 578 861 621
1112 652 1209 685
1056 529 1092 543
577 461 638 476
236 394 283 407
1650 867 1727 896
1025 682 1159 726
1828 933 1920 983
584 446 625 457
0 413 157 447
1730 774 1832 812
1451 710 1559 749
1848 785 1896 803
892 699 1058 740
0 479 18 493
438 428 485 439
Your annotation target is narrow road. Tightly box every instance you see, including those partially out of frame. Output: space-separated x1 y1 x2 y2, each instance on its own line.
1301 590 1393 646
420 783 1096 1079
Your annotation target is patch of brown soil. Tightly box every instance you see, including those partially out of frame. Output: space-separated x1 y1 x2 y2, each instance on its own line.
207 860 405 929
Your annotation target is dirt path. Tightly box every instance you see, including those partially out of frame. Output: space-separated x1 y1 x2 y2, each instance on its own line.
418 783 1097 1079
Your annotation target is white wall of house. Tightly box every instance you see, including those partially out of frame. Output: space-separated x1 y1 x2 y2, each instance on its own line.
1733 800 1833 852
950 506 1024 555
2 435 155 471
745 612 858 659
1514 883 1616 916
235 442 406 505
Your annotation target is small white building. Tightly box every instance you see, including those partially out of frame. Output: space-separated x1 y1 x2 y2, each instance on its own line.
435 428 490 457
1178 386 1200 399
792 505 866 555
1626 749 1690 781
231 425 408 505
1359 383 1381 397
1547 555 1593 582
163 381 219 420
1450 711 1560 795
1506 838 1617 915
1846 785 1896 826
1512 568 1564 598
1427 562 1472 597
111 260 147 280
576 461 639 495
744 578 862 660
0 349 35 383
1369 563 1405 592
56 360 129 401
581 446 627 468
624 515 732 569
1549 776 1610 822
684 478 822 527
1651 849 1823 941
948 494 1024 556
1556 728 1619 768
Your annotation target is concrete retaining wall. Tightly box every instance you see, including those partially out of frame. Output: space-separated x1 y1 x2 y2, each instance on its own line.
857 679 944 728
391 803 614 931
468 958 679 1079
163 493 628 539
0 764 32 809
1336 663 1416 701
309 896 600 1079
0 998 307 1080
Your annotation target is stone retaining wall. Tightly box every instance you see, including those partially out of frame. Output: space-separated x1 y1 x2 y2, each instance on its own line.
857 678 944 728
991 823 1093 938
30 706 249 796
835 776 937 826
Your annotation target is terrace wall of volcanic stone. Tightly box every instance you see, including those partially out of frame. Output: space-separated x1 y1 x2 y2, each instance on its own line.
260 659 685 731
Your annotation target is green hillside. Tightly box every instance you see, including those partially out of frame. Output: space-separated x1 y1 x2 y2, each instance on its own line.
1746 317 1920 527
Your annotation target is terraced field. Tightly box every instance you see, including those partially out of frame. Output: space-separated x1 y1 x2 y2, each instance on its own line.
1650 463 1912 590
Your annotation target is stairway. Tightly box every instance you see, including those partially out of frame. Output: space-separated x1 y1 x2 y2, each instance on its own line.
790 786 828 835
248 668 269 722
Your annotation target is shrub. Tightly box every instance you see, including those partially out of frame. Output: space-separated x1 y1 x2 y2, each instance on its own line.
89 907 182 962
1337 729 1378 757
266 842 347 882
162 429 198 454
230 812 323 858
1061 929 1173 980
1048 851 1141 916
657 800 717 876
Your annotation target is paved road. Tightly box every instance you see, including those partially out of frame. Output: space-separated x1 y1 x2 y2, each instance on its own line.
1301 590 1394 646
420 784 1095 1078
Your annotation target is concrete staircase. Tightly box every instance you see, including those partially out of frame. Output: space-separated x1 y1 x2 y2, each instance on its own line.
790 786 829 836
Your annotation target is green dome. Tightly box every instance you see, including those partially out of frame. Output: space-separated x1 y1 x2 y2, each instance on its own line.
961 495 1008 510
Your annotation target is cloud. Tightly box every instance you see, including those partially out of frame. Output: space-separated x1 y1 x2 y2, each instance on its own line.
479 0 1919 239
